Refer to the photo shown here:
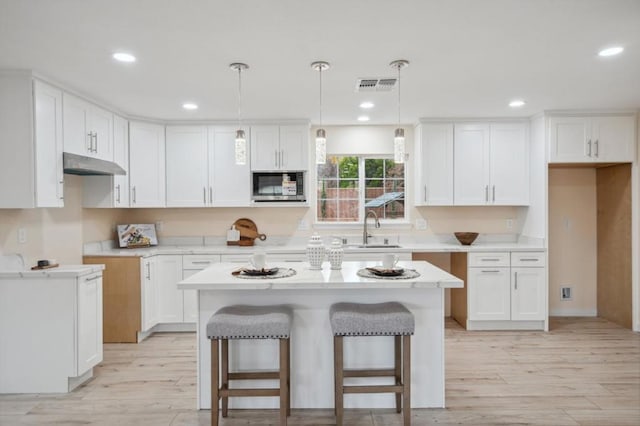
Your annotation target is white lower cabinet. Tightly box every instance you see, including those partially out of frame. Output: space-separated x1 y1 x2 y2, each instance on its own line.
156 255 184 323
141 257 159 332
467 251 546 329
182 255 221 322
0 269 103 393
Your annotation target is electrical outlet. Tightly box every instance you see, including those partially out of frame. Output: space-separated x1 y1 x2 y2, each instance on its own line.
506 219 514 230
561 286 573 301
17 228 27 244
415 218 427 230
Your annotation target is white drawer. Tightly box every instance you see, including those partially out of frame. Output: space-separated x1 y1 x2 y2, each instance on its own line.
511 252 546 267
468 252 510 267
183 255 220 269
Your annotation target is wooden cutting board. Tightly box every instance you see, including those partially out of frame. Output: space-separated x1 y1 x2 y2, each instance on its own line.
233 218 267 241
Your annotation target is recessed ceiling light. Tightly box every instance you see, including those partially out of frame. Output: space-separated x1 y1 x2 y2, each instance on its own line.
509 100 526 108
357 115 370 122
598 46 624 57
112 52 136 63
360 101 374 109
182 103 198 110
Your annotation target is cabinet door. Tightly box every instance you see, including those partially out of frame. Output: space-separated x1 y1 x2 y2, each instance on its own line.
113 115 129 207
415 123 454 205
454 123 490 205
489 123 529 205
209 125 251 206
250 125 280 170
62 93 91 156
591 116 635 162
165 126 208 207
76 273 103 375
141 258 159 331
129 122 166 207
34 80 64 207
511 267 546 321
182 269 199 323
548 117 591 162
279 125 308 170
467 267 510 320
89 106 113 161
156 255 184 323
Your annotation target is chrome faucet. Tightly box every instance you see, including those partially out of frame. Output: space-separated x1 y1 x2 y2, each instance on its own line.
363 210 380 245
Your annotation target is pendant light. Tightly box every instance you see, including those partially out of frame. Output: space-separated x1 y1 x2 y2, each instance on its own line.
311 61 330 164
230 62 249 165
390 59 409 163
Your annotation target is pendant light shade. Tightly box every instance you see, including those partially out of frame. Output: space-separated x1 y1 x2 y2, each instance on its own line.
390 59 409 164
230 62 249 165
311 61 330 164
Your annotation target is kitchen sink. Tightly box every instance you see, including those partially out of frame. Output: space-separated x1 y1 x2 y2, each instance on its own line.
348 244 402 249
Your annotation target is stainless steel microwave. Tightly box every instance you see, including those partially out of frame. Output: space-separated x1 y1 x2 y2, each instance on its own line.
252 172 306 202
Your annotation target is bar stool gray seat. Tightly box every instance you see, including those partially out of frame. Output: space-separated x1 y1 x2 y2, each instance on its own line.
330 302 415 426
207 305 293 426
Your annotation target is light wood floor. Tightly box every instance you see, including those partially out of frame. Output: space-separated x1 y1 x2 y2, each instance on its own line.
1 317 638 425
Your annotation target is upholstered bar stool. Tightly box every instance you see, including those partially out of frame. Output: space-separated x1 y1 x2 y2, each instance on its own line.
207 305 293 426
330 302 415 426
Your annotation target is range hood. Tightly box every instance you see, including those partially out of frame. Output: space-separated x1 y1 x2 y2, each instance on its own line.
63 152 126 176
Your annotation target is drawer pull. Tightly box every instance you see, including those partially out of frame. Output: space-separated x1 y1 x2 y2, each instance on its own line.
481 270 501 273
480 258 501 262
191 261 212 264
519 258 539 262
85 275 100 282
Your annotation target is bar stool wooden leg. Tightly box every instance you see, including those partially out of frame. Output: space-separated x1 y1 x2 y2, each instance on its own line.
279 338 288 426
286 338 291 416
334 335 344 426
394 335 402 413
211 339 219 426
402 335 411 426
221 339 229 417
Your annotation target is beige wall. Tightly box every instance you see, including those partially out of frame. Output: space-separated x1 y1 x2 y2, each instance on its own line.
548 167 598 316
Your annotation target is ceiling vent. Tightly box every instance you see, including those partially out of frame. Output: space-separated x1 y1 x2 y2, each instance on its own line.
355 77 397 92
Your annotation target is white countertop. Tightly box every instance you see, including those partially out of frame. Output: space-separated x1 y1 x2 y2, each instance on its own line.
178 260 463 290
0 264 104 279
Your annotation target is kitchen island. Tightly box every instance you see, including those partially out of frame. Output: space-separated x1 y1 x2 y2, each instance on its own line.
179 260 463 410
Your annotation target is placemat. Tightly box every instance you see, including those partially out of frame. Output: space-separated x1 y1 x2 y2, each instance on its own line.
234 267 297 280
356 268 421 280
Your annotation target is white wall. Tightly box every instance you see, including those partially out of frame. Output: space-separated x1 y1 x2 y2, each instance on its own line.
548 168 598 316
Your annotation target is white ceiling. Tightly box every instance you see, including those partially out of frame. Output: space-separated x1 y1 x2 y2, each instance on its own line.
1 0 639 125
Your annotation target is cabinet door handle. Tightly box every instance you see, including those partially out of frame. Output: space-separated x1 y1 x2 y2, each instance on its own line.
116 184 121 203
280 150 285 168
203 187 207 204
59 180 64 200
85 275 100 282
485 185 488 202
514 271 518 290
424 185 427 203
275 150 279 168
145 262 151 279
209 187 213 204
492 185 495 202
94 132 98 153
481 270 501 273
132 186 136 204
594 139 599 157
87 132 93 152
587 139 592 156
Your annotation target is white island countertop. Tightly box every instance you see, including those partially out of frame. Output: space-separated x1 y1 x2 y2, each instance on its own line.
178 260 463 290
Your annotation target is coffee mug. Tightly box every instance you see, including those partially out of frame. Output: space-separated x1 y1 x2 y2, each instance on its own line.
382 253 399 269
250 250 266 270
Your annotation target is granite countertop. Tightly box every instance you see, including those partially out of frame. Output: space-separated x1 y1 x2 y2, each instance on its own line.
178 260 464 290
0 264 105 279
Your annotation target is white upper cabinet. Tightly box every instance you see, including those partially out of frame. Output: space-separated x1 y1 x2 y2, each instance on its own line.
62 93 113 161
165 125 251 207
454 122 529 206
250 124 308 171
129 121 166 207
548 115 635 163
166 126 208 207
0 73 64 208
82 115 130 208
415 123 454 206
208 126 251 206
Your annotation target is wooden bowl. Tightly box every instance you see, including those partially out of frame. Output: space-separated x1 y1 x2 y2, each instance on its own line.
454 232 479 245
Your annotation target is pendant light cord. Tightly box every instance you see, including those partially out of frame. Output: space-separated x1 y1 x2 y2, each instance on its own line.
319 66 323 127
237 67 242 127
397 63 401 126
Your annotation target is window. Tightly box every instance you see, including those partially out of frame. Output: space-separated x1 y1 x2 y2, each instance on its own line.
317 156 405 222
